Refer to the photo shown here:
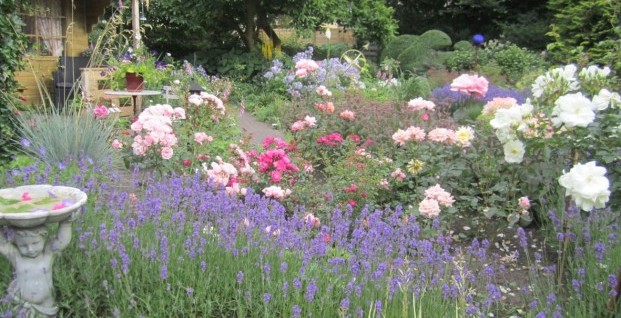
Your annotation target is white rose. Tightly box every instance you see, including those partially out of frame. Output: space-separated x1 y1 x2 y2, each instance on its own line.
490 106 523 130
503 139 525 163
592 89 621 111
558 161 610 211
551 93 595 128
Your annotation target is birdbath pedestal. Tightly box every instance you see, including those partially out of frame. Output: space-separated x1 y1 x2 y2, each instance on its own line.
0 185 87 317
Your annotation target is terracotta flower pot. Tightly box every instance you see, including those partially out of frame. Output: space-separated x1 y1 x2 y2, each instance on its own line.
125 72 144 92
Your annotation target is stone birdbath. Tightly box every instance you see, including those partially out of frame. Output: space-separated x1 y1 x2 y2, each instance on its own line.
0 185 87 317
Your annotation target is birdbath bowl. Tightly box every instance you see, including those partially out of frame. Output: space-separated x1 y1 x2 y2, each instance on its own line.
0 184 87 317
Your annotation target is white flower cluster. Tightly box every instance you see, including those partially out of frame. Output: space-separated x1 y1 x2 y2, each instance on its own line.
532 65 619 128
490 64 620 164
489 103 533 163
558 161 610 211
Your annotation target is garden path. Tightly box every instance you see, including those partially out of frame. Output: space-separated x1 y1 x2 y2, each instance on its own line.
237 111 286 147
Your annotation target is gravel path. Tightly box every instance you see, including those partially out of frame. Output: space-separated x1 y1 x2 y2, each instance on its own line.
238 112 286 147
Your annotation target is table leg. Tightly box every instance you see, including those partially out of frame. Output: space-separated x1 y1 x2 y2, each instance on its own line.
132 95 138 116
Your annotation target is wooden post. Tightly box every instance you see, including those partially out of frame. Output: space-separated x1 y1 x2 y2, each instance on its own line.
132 0 140 49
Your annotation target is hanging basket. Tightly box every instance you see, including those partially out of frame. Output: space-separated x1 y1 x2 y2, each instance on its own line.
125 72 144 92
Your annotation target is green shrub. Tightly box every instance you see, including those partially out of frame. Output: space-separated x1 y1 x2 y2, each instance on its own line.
313 43 350 60
393 30 453 76
380 34 419 61
418 29 452 50
396 43 443 75
197 49 269 82
396 76 432 101
491 44 545 83
498 11 549 50
546 0 620 73
453 40 474 51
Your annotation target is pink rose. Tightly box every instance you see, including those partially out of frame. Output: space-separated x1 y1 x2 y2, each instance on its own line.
339 110 355 121
111 139 123 149
161 146 174 160
93 105 110 119
419 198 441 218
518 196 530 209
316 85 332 96
450 74 489 99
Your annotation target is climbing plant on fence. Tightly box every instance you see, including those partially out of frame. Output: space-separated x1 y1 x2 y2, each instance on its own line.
0 0 28 164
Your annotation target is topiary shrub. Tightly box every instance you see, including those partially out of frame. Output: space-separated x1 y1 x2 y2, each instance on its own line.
418 29 452 50
381 34 419 61
453 40 474 51
394 30 453 76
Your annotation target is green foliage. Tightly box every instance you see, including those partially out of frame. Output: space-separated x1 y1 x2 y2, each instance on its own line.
0 0 28 164
546 0 621 73
445 41 546 84
107 47 171 90
453 40 474 51
312 43 350 60
16 109 119 167
490 43 545 83
395 76 432 101
390 0 552 51
199 49 269 82
418 30 452 50
384 30 453 76
497 11 550 50
380 34 419 61
349 0 398 48
397 42 443 75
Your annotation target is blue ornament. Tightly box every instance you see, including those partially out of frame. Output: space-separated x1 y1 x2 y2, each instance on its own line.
472 34 485 45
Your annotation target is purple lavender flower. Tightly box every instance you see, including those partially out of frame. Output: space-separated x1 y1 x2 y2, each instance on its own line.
263 293 271 303
280 261 288 273
236 271 244 284
306 279 317 302
292 304 301 318
594 242 605 260
160 264 168 280
339 297 350 310
517 227 528 248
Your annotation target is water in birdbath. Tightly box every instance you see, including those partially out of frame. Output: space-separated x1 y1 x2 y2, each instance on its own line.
0 190 76 214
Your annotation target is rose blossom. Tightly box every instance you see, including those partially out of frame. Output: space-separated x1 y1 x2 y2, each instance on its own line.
194 132 213 144
518 196 530 209
551 93 595 128
316 85 332 97
161 146 174 160
558 161 610 211
407 98 435 112
454 126 475 147
427 128 456 144
503 139 525 163
450 74 489 99
339 110 355 120
93 104 110 119
111 139 123 149
419 198 441 218
482 97 518 116
424 184 455 207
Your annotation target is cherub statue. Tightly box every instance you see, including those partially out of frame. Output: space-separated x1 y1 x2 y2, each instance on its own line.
0 219 73 317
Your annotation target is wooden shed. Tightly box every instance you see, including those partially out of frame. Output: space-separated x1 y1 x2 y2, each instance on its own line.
14 0 111 107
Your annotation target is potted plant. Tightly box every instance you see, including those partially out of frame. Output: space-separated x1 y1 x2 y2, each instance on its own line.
108 47 168 92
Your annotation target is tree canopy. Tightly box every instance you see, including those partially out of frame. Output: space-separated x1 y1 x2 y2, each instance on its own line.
142 0 397 58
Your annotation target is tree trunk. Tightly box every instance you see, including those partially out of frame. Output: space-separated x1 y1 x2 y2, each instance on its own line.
242 0 258 52
257 11 281 49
